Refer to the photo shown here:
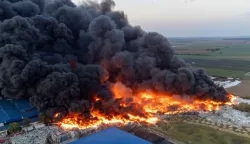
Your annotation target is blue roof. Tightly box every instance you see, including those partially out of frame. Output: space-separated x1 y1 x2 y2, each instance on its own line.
0 99 38 124
14 99 34 112
70 127 152 144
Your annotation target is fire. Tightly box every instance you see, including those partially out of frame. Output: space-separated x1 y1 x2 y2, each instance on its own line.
54 113 60 118
57 110 158 130
56 82 235 130
138 92 235 114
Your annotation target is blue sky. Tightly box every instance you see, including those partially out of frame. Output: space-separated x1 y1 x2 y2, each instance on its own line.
73 0 250 37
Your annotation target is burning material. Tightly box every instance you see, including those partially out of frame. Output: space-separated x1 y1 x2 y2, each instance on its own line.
112 82 235 114
57 111 158 130
56 82 235 130
54 113 60 118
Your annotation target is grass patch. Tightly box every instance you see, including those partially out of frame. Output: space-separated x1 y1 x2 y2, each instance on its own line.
233 103 250 114
156 122 250 144
193 67 250 80
179 55 250 61
185 59 250 72
172 38 250 57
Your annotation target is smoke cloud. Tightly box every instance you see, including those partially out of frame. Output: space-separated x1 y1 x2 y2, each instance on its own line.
0 0 228 117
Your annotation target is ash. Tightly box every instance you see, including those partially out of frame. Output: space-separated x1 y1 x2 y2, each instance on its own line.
213 78 241 89
10 126 58 144
10 124 124 144
11 128 48 144
234 97 250 105
199 105 250 128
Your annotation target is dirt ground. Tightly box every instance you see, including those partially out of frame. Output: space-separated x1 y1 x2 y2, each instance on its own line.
226 80 250 98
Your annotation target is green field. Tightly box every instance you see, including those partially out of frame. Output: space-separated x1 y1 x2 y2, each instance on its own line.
170 38 250 60
179 55 250 61
193 67 250 80
169 38 250 79
155 122 250 144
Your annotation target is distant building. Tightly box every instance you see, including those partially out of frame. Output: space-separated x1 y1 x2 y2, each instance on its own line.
70 127 152 144
0 99 38 127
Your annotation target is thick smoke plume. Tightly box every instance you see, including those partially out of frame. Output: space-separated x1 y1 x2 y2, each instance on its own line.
0 0 228 117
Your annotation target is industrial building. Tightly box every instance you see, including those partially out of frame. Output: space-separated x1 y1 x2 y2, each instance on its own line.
0 98 38 127
70 127 152 144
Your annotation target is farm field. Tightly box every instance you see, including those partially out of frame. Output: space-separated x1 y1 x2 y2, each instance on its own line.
169 38 250 80
186 59 250 72
179 55 250 61
192 67 249 80
227 80 250 98
170 38 250 60
154 121 250 144
170 37 250 97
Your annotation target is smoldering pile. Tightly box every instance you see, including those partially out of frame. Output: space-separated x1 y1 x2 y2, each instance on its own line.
0 0 228 118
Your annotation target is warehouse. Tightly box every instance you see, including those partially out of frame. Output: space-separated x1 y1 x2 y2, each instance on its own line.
70 127 152 144
0 98 38 127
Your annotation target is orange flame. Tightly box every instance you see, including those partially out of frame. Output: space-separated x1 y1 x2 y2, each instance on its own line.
58 111 158 130
54 113 60 118
56 83 235 130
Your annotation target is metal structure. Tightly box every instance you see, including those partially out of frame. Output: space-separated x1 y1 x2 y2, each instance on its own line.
70 127 152 144
0 99 38 126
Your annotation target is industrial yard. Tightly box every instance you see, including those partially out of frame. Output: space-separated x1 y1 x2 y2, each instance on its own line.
0 77 250 144
1 0 250 144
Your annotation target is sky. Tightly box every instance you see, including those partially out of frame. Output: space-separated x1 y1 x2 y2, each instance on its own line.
72 0 250 37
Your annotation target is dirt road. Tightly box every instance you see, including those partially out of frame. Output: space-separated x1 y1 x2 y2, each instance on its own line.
227 80 250 98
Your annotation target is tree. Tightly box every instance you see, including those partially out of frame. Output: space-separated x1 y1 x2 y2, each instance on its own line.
38 113 46 123
8 122 21 134
38 112 50 124
22 118 31 127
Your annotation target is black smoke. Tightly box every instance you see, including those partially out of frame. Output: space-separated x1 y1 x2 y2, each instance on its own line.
0 0 228 117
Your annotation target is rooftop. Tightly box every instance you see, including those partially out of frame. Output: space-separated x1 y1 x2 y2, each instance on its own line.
0 99 38 124
70 127 152 144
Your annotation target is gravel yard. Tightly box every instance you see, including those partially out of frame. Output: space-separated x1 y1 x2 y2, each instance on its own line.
10 126 59 144
199 100 250 128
